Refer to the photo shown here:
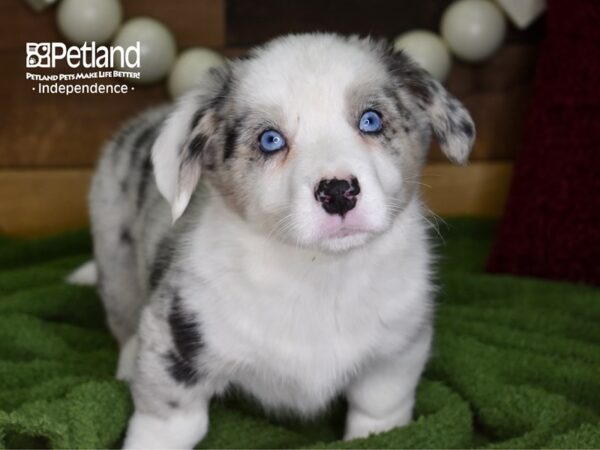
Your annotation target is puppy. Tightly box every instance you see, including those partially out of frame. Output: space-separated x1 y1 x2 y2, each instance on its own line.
85 33 475 448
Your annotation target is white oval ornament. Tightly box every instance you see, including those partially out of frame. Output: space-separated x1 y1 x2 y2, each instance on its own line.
168 48 226 99
394 30 452 82
56 0 122 44
113 17 177 84
441 0 507 62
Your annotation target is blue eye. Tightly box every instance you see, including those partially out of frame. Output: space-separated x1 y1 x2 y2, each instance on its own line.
259 130 286 153
358 110 383 134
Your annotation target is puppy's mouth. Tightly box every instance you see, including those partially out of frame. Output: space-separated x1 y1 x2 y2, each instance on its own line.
327 225 367 239
318 214 370 240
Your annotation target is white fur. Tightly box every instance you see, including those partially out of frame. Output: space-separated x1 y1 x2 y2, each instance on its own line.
181 196 432 415
116 334 139 381
124 409 208 449
151 95 202 222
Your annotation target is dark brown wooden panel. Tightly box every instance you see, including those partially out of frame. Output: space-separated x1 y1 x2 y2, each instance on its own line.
0 0 225 51
226 0 545 47
0 1 61 52
0 169 91 236
227 0 450 46
123 0 226 48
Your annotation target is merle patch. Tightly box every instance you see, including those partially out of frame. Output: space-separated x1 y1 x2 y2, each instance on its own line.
120 227 133 245
164 293 204 386
190 108 207 131
165 350 200 386
223 119 240 161
136 153 153 211
149 236 174 292
188 134 208 158
461 120 474 139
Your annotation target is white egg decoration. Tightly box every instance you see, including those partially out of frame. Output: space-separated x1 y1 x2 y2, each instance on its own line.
393 30 452 82
168 48 226 99
56 0 122 44
441 0 507 62
113 17 177 84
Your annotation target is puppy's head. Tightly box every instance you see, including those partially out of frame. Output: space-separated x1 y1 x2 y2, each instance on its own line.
153 34 475 252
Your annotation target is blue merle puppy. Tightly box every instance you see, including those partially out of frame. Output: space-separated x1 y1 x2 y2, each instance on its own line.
69 33 475 449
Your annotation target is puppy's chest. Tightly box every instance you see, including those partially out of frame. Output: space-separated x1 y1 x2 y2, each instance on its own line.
193 253 415 407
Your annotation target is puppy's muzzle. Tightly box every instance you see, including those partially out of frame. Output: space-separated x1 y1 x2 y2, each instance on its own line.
314 177 360 217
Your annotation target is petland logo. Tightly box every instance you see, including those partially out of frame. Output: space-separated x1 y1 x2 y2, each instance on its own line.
26 41 140 69
25 41 141 95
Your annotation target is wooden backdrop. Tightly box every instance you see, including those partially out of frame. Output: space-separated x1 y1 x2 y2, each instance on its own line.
0 0 542 236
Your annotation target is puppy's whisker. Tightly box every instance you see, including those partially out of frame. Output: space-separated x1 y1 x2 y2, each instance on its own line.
268 215 294 241
419 206 447 245
260 214 298 259
403 180 432 189
263 215 292 244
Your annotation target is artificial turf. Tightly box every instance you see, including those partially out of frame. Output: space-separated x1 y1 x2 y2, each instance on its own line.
0 219 598 449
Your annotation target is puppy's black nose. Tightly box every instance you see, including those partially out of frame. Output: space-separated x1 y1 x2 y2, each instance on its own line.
314 177 361 216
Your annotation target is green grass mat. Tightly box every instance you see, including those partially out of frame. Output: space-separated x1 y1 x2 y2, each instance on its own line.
0 220 598 449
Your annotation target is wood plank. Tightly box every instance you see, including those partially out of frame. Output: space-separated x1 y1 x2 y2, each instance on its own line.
422 162 513 217
445 46 539 95
0 0 225 51
0 1 60 52
0 162 512 237
226 0 545 47
0 169 91 237
227 0 450 46
123 0 225 48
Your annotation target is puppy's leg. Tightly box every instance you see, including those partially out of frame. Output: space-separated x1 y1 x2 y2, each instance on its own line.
344 327 432 441
90 177 145 345
116 334 139 381
123 305 214 449
124 398 210 450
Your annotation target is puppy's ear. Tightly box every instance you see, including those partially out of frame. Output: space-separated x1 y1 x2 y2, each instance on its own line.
392 52 475 165
152 66 230 222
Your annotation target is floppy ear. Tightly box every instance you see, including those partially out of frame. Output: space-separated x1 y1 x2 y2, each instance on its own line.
393 52 476 165
152 67 230 222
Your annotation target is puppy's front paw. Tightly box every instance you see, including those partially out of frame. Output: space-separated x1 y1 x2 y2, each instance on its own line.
343 394 414 441
123 411 208 449
343 416 407 442
343 427 373 441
